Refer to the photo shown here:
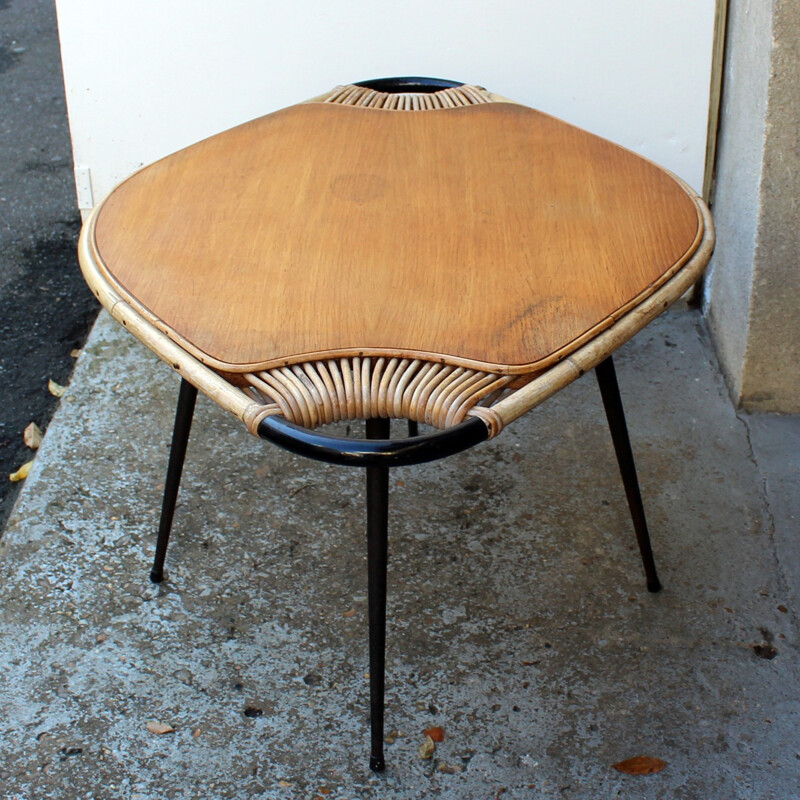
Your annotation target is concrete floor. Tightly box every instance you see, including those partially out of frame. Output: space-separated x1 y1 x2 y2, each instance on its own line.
1 306 799 799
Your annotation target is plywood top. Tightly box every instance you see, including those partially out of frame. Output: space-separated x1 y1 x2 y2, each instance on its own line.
90 98 704 375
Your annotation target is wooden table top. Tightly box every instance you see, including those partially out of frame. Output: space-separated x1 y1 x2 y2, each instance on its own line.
88 88 705 376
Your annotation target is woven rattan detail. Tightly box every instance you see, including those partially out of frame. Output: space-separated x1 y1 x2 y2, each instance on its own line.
243 357 513 435
322 84 494 110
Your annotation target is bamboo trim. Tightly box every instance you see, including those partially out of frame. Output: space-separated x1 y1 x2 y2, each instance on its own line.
321 84 495 110
78 151 714 445
81 210 517 438
78 208 259 427
492 194 715 427
85 183 708 377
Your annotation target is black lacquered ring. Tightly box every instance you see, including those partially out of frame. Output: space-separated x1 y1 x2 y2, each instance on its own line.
353 76 465 94
257 415 489 468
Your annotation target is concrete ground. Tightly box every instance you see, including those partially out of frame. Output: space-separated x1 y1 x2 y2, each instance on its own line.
1 304 798 799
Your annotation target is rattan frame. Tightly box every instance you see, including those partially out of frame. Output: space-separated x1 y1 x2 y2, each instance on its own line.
78 190 713 441
76 79 716 774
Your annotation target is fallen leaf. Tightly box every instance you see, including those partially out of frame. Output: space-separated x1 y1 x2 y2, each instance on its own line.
318 789 332 795
24 422 43 449
753 643 778 660
278 780 293 787
612 756 667 775
418 735 435 759
777 605 788 613
48 379 66 397
70 349 82 358
437 762 464 774
342 607 356 618
146 721 174 735
424 726 445 743
192 728 201 739
384 730 399 744
9 460 34 482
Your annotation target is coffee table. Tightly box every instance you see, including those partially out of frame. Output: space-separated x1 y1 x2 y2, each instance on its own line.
78 77 714 770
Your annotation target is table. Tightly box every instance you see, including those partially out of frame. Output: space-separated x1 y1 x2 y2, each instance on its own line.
78 77 714 771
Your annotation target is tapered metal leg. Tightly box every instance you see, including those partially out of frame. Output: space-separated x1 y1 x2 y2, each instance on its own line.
408 419 418 437
365 417 390 771
594 357 662 593
150 379 197 583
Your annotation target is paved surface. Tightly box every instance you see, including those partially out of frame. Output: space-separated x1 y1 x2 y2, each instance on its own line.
1 3 798 797
0 0 98 525
1 305 798 799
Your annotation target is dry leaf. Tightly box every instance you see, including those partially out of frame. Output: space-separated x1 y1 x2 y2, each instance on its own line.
753 643 778 660
192 728 202 739
424 726 445 743
612 756 667 775
418 735 435 759
9 460 33 482
48 379 66 397
278 780 293 787
70 349 82 358
24 422 43 450
342 607 356 618
384 730 399 744
146 721 174 735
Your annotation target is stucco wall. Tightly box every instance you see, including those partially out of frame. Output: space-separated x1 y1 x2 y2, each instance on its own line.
707 0 800 412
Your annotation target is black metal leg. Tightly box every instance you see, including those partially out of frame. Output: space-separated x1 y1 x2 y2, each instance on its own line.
408 419 418 437
594 357 662 593
150 379 198 583
365 417 390 771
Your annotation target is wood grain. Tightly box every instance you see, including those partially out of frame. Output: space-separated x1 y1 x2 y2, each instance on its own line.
91 100 704 375
78 184 713 437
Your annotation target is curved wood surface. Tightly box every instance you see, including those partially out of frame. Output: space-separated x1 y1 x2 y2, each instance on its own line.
88 97 706 376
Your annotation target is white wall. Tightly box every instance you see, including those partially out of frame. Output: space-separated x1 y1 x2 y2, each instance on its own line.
55 0 716 211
